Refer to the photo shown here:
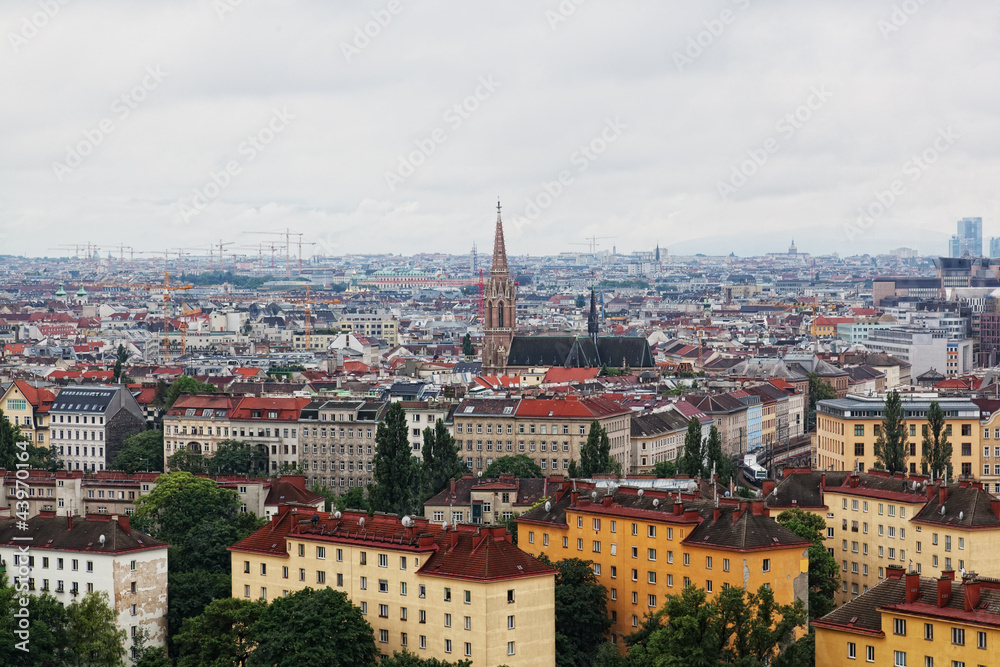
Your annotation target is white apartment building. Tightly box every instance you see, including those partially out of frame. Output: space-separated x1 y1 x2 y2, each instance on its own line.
49 386 146 472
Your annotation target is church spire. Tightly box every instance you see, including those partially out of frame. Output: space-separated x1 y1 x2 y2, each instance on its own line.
491 199 508 276
588 289 599 340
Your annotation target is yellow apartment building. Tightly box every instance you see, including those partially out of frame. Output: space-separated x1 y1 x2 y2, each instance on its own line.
815 566 1000 667
815 395 981 476
230 507 556 665
517 482 810 648
768 469 1000 606
1 380 55 447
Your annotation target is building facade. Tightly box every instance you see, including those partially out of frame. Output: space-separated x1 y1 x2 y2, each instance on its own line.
49 386 146 472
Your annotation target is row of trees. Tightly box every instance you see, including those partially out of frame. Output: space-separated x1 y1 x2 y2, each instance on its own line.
873 391 953 479
0 577 145 667
0 407 60 471
168 587 474 667
652 418 734 482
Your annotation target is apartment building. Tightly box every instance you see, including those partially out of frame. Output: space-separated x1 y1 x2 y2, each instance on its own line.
337 308 399 346
864 326 973 377
399 401 454 460
452 396 631 475
424 475 555 526
815 566 1000 667
518 481 810 647
298 399 387 491
629 410 691 473
815 394 981 476
1 380 55 447
162 394 239 463
215 475 324 519
229 507 556 665
685 394 753 456
768 469 1000 606
49 386 146 472
0 512 169 658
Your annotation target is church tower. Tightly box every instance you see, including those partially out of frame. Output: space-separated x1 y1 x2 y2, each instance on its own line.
482 201 517 375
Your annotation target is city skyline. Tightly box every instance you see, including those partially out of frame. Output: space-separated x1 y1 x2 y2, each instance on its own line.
4 2 1000 259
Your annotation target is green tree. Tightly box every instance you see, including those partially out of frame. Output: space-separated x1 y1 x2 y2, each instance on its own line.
248 588 378 667
649 460 677 478
380 650 473 666
335 485 370 512
153 380 169 408
462 332 474 356
874 390 908 475
703 425 734 482
112 429 164 473
807 373 837 431
0 408 60 471
370 402 417 516
773 628 815 667
174 597 266 667
167 449 207 474
167 570 233 640
580 420 622 478
537 555 612 667
776 508 840 620
568 459 580 478
113 343 130 384
921 400 953 480
680 417 705 478
165 375 219 408
207 439 268 476
483 454 543 478
66 591 128 667
420 419 465 502
0 575 71 666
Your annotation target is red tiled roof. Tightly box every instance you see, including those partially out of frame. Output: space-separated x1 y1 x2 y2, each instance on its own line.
542 367 600 384
515 395 628 419
231 397 311 421
11 380 56 408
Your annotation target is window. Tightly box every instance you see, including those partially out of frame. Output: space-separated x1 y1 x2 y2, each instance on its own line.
444 588 451 602
317 571 325 584
379 553 388 568
848 642 856 659
360 577 367 590
952 627 964 646
445 639 452 654
420 635 427 649
867 646 875 662
464 590 471 604
894 651 906 666
762 559 770 573
379 579 389 593
894 618 906 636
923 623 933 641
379 604 389 618
464 642 471 657
978 630 986 649
445 613 452 628
648 548 656 561
508 641 515 656
316 546 326 560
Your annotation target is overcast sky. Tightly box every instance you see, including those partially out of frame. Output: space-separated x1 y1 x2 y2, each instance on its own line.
2 0 998 261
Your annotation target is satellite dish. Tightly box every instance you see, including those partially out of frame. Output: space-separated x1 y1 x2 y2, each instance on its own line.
477 471 483 478
940 505 946 515
311 514 319 524
99 534 105 546
591 490 598 500
544 501 552 512
652 498 659 507
359 517 365 527
724 491 731 497
401 516 412 527
959 511 964 520
334 511 342 519
637 489 644 497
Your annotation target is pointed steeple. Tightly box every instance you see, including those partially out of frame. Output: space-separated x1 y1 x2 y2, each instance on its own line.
491 199 508 276
588 289 599 339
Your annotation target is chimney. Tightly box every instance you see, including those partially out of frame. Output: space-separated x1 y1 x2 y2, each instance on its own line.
66 514 73 530
938 484 948 505
570 490 580 507
886 565 905 579
602 494 613 507
905 570 921 603
683 507 699 520
672 500 683 516
848 474 859 488
762 479 776 496
820 472 826 489
942 569 956 581
417 533 436 548
449 529 459 550
450 479 456 495
959 479 970 488
713 507 722 522
991 498 1000 521
115 514 129 534
965 578 981 612
937 577 952 608
927 483 937 501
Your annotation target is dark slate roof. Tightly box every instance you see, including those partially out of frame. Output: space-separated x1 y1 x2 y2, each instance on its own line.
425 476 550 508
506 335 654 369
455 398 521 416
453 361 482 374
49 386 117 413
913 484 1000 529
0 514 168 553
766 470 844 509
631 411 690 438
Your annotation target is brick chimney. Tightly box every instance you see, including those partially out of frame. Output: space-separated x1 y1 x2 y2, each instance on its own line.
942 569 956 580
684 507 699 520
672 500 683 516
713 507 722 522
991 498 1000 521
115 514 129 534
762 479 775 496
570 490 579 507
66 514 73 530
926 483 937 501
602 494 613 507
964 578 981 612
937 577 952 607
820 472 826 489
417 533 436 548
905 570 921 603
938 484 948 505
450 479 456 495
886 565 905 579
449 529 459 550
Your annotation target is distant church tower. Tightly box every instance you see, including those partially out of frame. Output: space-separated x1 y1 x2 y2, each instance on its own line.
482 201 517 375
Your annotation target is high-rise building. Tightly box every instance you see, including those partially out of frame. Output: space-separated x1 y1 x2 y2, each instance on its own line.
990 236 1000 258
951 217 982 257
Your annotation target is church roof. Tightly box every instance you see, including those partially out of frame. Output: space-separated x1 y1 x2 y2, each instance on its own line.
506 335 654 369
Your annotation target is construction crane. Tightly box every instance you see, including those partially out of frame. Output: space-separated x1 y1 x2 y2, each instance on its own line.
569 235 616 255
297 240 318 273
178 303 203 357
248 228 302 277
